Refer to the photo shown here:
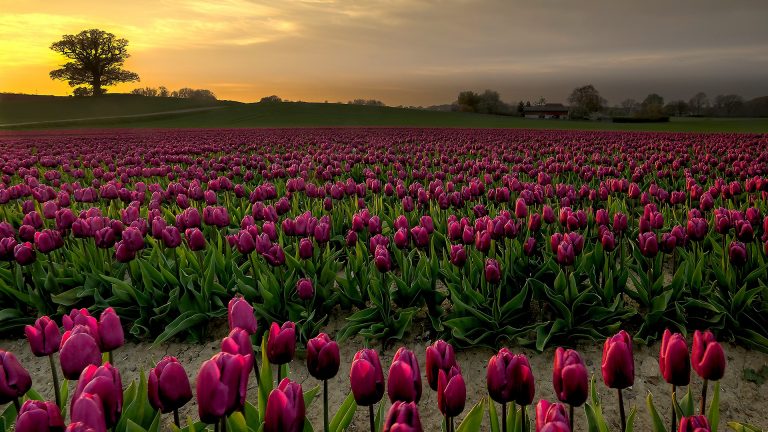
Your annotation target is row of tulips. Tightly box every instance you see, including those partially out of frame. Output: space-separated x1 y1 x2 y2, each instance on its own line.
1 129 767 353
0 300 761 431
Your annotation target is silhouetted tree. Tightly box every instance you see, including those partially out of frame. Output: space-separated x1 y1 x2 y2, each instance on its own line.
568 84 606 119
49 29 139 96
260 95 283 103
664 100 689 117
688 92 709 116
157 86 169 97
713 94 744 117
348 99 385 106
640 93 665 118
620 98 638 115
517 101 525 117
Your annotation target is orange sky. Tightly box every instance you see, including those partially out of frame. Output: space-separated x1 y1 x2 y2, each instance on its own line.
2 0 768 105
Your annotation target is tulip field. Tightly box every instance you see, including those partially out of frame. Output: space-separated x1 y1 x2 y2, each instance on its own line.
0 127 767 431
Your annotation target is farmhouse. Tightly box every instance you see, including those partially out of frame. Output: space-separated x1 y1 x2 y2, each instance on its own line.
523 103 569 119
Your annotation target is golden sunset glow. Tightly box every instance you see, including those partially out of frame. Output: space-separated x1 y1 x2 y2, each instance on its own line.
2 0 767 104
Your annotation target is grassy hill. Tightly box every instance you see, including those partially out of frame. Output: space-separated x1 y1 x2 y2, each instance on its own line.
0 93 234 125
1 94 767 132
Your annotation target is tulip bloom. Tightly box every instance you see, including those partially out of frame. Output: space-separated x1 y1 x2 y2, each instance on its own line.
602 330 634 389
660 329 690 430
691 330 726 414
0 350 32 406
486 348 535 407
425 339 457 391
553 348 588 407
71 363 123 428
98 308 124 354
535 399 570 432
25 316 61 357
350 349 385 406
659 329 690 386
307 333 340 381
383 401 423 432
15 400 65 432
296 278 314 301
70 393 108 432
691 330 726 381
728 241 747 266
59 325 102 380
195 352 250 424
264 379 306 432
437 366 466 418
267 322 296 367
25 315 63 406
387 347 422 403
148 357 192 425
602 330 634 432
679 415 711 432
228 296 257 334
485 258 501 284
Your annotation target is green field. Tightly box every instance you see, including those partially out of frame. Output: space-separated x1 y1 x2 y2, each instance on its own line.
1 93 767 132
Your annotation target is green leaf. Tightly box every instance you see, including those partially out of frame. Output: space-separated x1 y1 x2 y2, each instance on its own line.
152 312 209 345
227 411 250 432
258 335 273 424
456 398 485 432
625 406 637 432
726 422 763 431
126 419 149 432
707 382 720 432
488 398 500 432
329 392 357 432
303 385 321 409
646 392 668 432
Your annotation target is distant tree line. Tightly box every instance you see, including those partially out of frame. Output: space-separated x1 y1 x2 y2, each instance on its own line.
129 86 217 101
452 90 514 115
443 85 768 120
348 99 386 106
613 92 768 118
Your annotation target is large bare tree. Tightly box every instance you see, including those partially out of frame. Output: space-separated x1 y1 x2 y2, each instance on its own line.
50 29 140 96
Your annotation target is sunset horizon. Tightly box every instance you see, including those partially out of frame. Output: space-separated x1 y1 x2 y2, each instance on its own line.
2 0 768 105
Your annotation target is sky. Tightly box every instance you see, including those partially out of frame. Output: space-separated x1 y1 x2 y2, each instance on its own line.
1 0 768 105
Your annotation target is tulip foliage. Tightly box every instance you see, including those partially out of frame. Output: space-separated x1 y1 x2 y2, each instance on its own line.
0 129 767 352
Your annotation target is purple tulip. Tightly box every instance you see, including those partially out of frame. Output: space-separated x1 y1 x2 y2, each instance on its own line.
350 349 385 406
148 356 193 414
71 363 123 428
25 316 61 357
0 350 32 404
388 347 422 403
15 400 65 432
264 379 305 432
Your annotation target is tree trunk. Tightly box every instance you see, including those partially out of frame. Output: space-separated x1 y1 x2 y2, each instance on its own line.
92 75 103 96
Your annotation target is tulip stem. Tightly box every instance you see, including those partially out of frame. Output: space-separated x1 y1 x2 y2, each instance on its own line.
277 366 282 386
451 417 455 432
108 350 114 366
13 397 20 413
49 353 61 408
221 417 227 432
700 379 708 415
173 409 180 428
214 421 220 432
369 404 375 432
569 404 574 432
671 385 676 432
618 389 626 432
520 405 526 432
501 402 507 432
323 379 329 432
